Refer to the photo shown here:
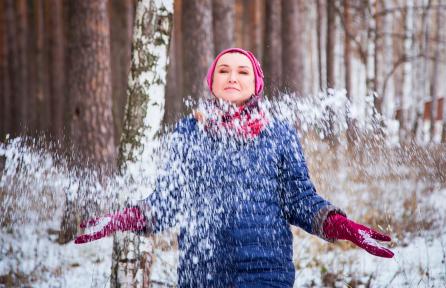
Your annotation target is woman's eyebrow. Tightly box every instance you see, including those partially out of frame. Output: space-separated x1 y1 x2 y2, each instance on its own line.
216 64 250 69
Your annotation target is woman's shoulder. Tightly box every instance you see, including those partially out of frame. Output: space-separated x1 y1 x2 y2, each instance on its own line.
266 118 298 137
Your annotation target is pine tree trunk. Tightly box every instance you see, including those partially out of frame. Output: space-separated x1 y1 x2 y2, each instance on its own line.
7 0 28 136
111 1 173 287
326 0 335 88
59 0 116 244
164 0 184 126
44 0 65 140
33 0 50 135
110 0 134 147
182 0 213 101
343 0 357 147
212 0 234 54
429 2 440 140
282 0 305 94
0 0 9 139
263 0 281 97
316 0 325 90
401 0 414 143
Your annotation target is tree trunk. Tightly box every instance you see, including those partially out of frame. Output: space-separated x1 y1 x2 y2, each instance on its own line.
33 0 50 135
7 0 28 136
429 1 440 140
44 0 65 140
212 0 234 54
343 0 357 147
110 0 134 147
182 0 213 101
326 0 335 88
0 0 10 139
164 0 184 126
316 0 325 90
111 1 173 287
401 0 414 143
282 0 305 94
263 0 281 97
59 0 116 244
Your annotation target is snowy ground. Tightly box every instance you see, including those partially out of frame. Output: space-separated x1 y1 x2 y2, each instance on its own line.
1 210 445 287
1 138 445 287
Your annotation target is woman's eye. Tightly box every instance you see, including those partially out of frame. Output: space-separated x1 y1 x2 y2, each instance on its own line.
219 70 228 73
240 71 249 75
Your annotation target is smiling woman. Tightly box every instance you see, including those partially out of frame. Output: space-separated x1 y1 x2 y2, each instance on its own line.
75 47 394 288
211 53 255 106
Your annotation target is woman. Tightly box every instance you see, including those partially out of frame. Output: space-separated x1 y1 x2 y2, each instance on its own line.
75 48 394 287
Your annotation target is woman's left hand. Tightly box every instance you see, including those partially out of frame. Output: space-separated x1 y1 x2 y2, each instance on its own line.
323 213 394 258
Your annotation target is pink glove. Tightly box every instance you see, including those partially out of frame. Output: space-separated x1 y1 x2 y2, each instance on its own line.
74 207 147 244
323 213 394 258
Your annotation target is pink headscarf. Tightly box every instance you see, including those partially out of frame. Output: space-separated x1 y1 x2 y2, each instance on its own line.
206 48 264 96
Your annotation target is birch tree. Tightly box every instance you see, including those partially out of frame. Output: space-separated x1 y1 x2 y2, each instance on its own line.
110 0 173 287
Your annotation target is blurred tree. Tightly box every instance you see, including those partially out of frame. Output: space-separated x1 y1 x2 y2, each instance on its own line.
316 0 325 90
59 0 115 244
182 0 213 101
6 0 29 136
326 0 336 88
30 0 50 135
263 0 282 97
109 0 134 146
164 0 184 125
0 1 10 139
282 0 305 94
429 0 440 139
44 0 65 140
212 0 235 54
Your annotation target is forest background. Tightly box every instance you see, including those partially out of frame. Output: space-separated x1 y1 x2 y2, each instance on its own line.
1 0 446 154
1 0 446 287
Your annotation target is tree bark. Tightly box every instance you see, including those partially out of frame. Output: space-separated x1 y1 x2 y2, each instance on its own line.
326 0 336 88
0 0 10 139
282 0 305 94
164 0 184 126
401 0 414 142
316 0 325 90
429 0 440 140
182 0 213 101
110 0 134 147
212 0 234 54
111 0 173 287
44 0 65 140
33 0 50 135
59 0 116 244
263 0 281 97
343 0 357 147
7 0 29 136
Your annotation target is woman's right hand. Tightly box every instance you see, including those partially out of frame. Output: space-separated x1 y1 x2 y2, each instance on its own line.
74 207 147 244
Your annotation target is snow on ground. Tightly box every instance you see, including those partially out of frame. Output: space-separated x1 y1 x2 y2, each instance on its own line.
1 192 445 287
294 230 446 287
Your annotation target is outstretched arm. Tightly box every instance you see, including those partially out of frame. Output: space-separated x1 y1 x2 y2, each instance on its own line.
277 123 393 258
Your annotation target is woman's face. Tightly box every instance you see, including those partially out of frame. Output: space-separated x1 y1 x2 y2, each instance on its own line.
211 53 255 106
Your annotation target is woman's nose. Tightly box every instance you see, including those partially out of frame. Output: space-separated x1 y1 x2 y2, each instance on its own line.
228 71 237 83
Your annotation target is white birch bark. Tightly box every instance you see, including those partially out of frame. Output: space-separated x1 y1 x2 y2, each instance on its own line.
110 0 173 287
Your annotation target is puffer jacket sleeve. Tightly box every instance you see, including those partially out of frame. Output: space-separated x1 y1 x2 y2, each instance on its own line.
277 122 346 242
138 117 194 234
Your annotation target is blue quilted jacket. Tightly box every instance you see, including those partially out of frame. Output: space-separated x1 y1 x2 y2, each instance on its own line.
143 116 344 287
